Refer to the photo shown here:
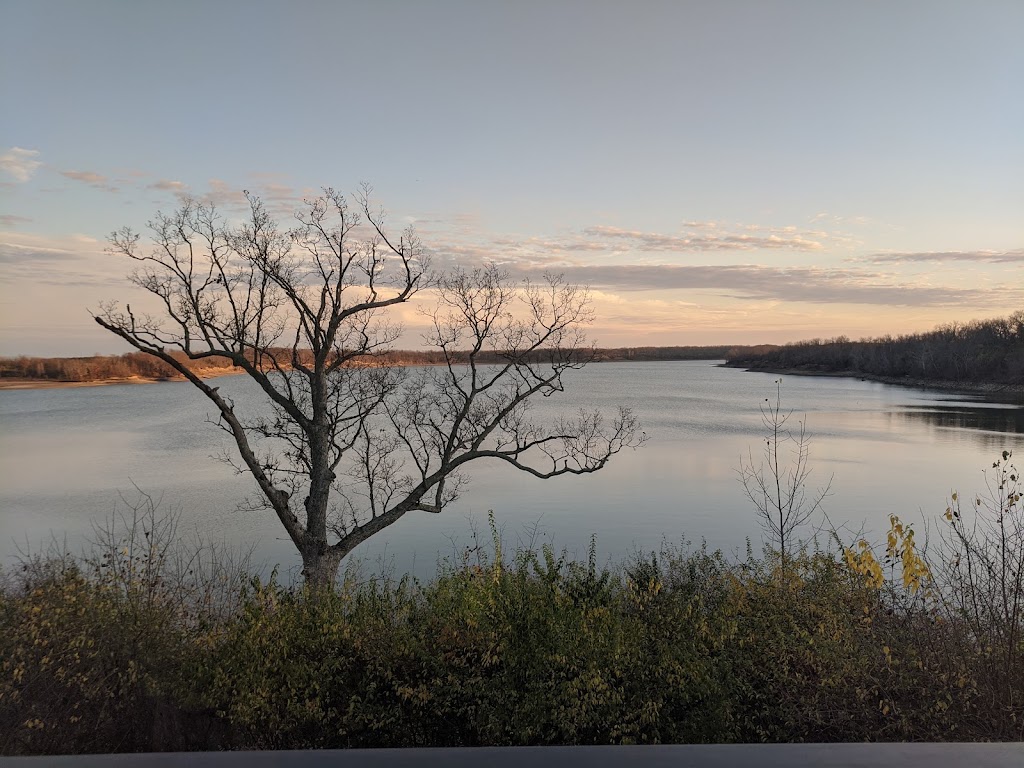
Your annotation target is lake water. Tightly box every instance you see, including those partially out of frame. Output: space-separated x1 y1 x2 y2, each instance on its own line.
2 361 1022 578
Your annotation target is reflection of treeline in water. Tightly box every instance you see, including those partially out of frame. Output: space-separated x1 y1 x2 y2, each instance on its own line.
726 311 1024 385
895 405 1024 436
0 345 778 383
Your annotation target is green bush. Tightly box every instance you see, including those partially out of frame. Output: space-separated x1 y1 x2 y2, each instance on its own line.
3 469 1023 753
0 557 190 753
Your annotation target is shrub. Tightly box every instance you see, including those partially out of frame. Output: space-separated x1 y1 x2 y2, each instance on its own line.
3 458 1023 753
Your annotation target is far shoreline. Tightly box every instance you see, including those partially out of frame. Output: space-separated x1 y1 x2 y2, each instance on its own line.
0 376 168 390
0 356 734 391
721 363 1024 402
3 360 1022 404
0 368 248 390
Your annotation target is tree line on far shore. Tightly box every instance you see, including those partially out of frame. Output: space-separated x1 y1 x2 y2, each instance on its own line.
5 310 1021 387
726 311 1024 385
0 345 778 383
0 351 237 383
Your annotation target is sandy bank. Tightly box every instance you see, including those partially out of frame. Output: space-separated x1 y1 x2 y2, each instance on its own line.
0 369 246 390
0 376 168 390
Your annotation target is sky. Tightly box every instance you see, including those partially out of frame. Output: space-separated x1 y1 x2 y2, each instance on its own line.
1 0 1022 356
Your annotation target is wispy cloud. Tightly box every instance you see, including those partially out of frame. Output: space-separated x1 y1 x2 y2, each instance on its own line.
0 232 125 292
144 177 313 217
60 170 106 184
60 169 119 192
0 147 42 183
202 179 256 213
418 211 1022 308
416 210 870 271
0 214 33 227
255 181 305 217
867 249 1024 264
149 179 187 192
810 212 870 226
0 240 85 264
147 178 191 203
582 225 825 253
418 220 837 273
511 263 1019 308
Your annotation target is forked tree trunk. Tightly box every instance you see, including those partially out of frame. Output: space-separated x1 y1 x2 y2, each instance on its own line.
300 545 344 592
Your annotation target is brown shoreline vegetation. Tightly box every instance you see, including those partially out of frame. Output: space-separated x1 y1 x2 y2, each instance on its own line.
3 317 1020 400
0 351 241 389
0 346 774 390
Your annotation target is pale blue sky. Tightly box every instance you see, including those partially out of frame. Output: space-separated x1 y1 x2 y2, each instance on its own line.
1 1 1022 355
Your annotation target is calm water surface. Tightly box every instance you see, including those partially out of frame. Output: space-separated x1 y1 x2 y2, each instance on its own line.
2 362 1022 577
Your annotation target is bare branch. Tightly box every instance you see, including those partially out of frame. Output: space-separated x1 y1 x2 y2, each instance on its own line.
96 188 639 589
738 379 832 572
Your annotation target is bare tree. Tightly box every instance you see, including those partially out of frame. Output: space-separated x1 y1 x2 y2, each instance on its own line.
934 450 1023 722
738 379 831 572
94 188 641 588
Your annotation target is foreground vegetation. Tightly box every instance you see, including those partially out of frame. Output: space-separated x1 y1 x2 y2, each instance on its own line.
3 451 1022 754
726 311 1024 387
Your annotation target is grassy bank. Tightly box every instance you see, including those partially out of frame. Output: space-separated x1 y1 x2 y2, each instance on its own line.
3 451 1022 754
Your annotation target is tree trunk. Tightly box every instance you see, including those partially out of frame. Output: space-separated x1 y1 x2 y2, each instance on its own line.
300 546 343 592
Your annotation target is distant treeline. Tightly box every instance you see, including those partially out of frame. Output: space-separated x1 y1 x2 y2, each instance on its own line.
726 311 1024 385
0 346 776 383
593 345 777 362
379 345 777 365
0 352 237 383
7 314 1023 385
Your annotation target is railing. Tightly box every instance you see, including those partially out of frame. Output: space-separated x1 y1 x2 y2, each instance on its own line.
5 744 1024 767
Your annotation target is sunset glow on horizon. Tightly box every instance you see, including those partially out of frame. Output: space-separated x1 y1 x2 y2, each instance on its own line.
1 1 1021 356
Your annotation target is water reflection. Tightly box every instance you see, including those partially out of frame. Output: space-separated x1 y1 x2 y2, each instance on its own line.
887 404 1024 449
3 362 1023 579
